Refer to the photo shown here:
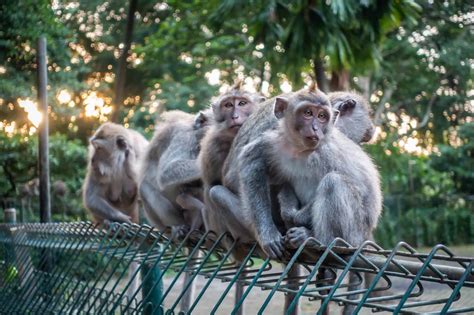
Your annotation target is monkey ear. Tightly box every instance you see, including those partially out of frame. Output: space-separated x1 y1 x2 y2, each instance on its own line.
274 97 288 119
116 135 128 150
90 137 106 149
194 111 209 129
337 99 356 116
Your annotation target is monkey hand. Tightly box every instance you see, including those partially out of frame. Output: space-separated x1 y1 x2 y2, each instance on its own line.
172 224 190 241
111 212 133 224
284 227 310 249
259 230 286 261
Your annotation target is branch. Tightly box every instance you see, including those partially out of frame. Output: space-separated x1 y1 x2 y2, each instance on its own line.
2 164 16 196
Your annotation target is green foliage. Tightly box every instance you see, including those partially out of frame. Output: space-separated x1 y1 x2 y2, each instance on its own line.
432 123 474 194
0 132 88 221
376 204 474 248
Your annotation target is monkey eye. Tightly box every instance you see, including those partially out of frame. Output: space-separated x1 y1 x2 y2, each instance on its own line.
303 109 313 118
238 100 247 106
223 102 233 108
317 111 329 122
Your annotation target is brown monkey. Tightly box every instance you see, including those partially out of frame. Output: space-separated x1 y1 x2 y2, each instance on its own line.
139 110 211 235
83 123 148 224
198 82 265 238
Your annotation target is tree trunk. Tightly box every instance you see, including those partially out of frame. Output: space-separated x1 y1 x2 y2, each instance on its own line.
329 69 350 91
111 0 138 123
314 57 329 92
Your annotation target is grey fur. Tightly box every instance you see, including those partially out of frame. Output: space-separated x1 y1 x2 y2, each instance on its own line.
138 110 211 232
198 88 264 237
211 90 381 259
83 123 149 224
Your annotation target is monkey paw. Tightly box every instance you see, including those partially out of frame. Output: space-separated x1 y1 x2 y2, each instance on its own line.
172 225 190 240
284 227 310 249
260 234 285 260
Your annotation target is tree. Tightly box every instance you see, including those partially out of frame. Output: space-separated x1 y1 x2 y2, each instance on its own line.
211 0 421 91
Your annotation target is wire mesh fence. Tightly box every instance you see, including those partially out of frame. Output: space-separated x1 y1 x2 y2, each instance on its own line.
0 222 473 314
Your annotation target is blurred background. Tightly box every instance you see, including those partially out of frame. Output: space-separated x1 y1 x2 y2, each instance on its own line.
0 0 472 248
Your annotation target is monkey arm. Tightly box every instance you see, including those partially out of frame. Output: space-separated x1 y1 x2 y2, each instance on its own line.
176 192 204 231
239 140 285 259
85 186 132 224
278 185 314 229
158 159 201 191
209 185 247 225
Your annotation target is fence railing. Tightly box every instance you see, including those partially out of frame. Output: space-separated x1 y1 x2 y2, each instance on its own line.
0 222 473 314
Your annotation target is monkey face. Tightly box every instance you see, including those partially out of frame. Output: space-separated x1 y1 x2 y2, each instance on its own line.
293 103 331 149
274 94 332 151
90 134 129 176
218 96 256 133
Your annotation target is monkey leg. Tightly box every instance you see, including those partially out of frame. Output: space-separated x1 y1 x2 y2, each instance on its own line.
342 271 362 315
284 264 301 315
180 248 199 314
311 172 364 246
175 193 204 231
139 182 184 230
126 261 140 309
208 185 254 240
209 185 246 222
159 159 201 191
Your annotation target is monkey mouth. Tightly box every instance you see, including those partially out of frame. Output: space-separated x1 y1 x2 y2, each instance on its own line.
229 124 242 130
306 136 319 142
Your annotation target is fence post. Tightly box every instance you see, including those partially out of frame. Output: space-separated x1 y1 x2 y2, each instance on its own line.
37 35 51 224
4 208 16 224
140 214 163 315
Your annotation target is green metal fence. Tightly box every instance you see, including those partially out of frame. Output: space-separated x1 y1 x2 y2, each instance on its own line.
0 222 473 314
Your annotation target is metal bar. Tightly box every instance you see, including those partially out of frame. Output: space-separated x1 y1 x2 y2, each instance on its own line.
36 36 51 224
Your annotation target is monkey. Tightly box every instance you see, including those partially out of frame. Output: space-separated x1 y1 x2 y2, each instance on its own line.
52 180 68 220
52 180 68 198
211 90 377 248
139 110 211 236
138 109 212 314
83 122 148 225
198 82 265 239
196 82 265 315
328 91 375 144
19 178 39 221
209 89 380 315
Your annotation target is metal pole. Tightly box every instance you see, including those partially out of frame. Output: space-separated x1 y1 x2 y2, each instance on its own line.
4 208 16 224
37 36 51 223
140 215 163 315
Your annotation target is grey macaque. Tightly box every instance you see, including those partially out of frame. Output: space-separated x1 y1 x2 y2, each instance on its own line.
210 89 380 315
198 82 265 238
139 110 211 314
211 90 378 253
139 110 211 235
83 123 148 224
